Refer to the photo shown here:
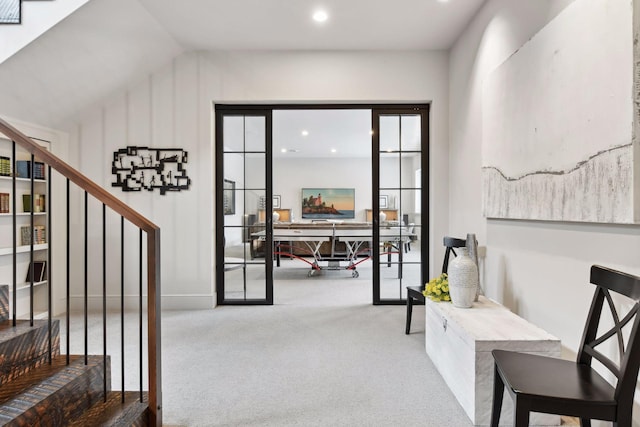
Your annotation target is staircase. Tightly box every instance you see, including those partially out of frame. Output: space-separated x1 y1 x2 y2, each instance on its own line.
0 285 149 425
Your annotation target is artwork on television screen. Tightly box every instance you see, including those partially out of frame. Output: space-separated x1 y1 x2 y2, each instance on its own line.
302 188 355 219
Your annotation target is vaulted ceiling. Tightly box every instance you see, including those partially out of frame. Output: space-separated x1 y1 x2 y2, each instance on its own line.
0 0 486 128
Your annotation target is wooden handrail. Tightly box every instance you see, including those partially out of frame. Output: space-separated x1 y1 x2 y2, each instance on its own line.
0 117 162 426
0 117 158 232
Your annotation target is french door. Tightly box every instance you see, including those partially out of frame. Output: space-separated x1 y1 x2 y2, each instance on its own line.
372 106 429 304
215 104 429 306
215 107 273 305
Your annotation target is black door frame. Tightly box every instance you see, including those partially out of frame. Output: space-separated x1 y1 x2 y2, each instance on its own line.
215 107 273 305
215 103 430 306
372 105 430 305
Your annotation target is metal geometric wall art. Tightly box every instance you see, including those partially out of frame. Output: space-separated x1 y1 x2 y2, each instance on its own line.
112 146 191 195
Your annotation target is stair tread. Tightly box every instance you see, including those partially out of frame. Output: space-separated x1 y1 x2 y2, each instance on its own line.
68 391 149 427
0 319 61 388
0 355 101 405
0 319 51 339
0 354 108 425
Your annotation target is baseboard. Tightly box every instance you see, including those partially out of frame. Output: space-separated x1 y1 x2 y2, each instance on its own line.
69 294 215 312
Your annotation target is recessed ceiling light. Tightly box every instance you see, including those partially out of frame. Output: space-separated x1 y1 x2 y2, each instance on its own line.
331 148 337 153
301 130 309 136
437 0 449 3
281 148 287 153
313 10 328 23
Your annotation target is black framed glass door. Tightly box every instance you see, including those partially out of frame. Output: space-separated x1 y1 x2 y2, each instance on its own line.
215 107 273 305
215 103 428 306
372 106 429 304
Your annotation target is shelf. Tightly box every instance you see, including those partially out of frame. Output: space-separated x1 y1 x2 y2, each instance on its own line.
0 176 46 183
0 212 46 217
8 281 47 292
0 244 48 256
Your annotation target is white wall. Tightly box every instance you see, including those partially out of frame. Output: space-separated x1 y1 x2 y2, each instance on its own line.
274 157 371 222
67 50 450 308
450 0 640 424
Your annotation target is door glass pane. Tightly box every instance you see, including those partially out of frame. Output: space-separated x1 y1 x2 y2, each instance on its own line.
245 116 266 152
399 153 421 188
400 115 421 151
245 153 266 190
224 226 244 257
400 189 421 226
223 152 245 188
223 117 245 152
245 264 267 299
224 267 245 300
379 115 400 152
380 152 400 189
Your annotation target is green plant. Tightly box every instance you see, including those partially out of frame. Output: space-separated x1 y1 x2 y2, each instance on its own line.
423 272 450 302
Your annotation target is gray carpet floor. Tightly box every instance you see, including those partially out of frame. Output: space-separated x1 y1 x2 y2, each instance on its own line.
160 277 472 427
60 264 475 426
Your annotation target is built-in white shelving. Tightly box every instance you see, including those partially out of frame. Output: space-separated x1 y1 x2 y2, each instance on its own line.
0 136 50 319
0 244 48 256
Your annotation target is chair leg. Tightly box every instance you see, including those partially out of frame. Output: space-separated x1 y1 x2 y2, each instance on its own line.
514 404 530 427
405 296 414 335
490 365 504 427
580 418 591 427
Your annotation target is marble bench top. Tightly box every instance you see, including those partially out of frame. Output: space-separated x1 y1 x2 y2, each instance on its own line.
426 295 560 352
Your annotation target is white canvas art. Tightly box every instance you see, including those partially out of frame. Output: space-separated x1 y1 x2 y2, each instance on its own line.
482 0 638 223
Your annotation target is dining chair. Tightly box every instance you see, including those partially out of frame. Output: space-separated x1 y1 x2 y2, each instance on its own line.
402 222 415 253
405 236 466 334
490 265 640 427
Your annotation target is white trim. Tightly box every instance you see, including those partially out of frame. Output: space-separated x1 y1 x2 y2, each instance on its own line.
69 294 215 312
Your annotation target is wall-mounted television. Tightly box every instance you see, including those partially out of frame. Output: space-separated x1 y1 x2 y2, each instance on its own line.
301 188 355 219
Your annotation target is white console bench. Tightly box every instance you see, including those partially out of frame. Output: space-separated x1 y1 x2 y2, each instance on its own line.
425 296 561 426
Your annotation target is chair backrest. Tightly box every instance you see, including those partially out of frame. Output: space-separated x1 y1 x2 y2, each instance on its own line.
578 265 640 406
442 236 466 274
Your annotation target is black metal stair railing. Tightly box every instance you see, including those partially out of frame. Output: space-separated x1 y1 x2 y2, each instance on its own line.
0 117 162 426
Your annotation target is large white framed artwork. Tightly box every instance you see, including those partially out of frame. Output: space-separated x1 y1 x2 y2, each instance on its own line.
482 0 638 223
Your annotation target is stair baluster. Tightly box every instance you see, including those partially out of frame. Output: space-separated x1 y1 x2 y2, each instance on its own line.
0 116 161 425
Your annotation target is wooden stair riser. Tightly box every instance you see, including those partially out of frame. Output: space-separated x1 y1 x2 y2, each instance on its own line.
0 320 60 387
68 391 149 427
0 356 110 426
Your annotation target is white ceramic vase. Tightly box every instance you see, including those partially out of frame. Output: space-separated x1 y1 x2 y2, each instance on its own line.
379 211 387 222
448 247 478 308
272 211 280 222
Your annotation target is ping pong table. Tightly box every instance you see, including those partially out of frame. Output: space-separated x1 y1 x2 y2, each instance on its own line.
252 226 413 278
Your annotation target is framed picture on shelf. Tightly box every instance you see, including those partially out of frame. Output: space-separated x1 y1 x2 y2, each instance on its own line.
273 195 281 209
379 195 388 209
223 179 235 215
26 261 47 283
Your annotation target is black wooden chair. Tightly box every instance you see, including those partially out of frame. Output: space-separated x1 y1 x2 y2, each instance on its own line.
490 265 640 427
405 236 466 334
